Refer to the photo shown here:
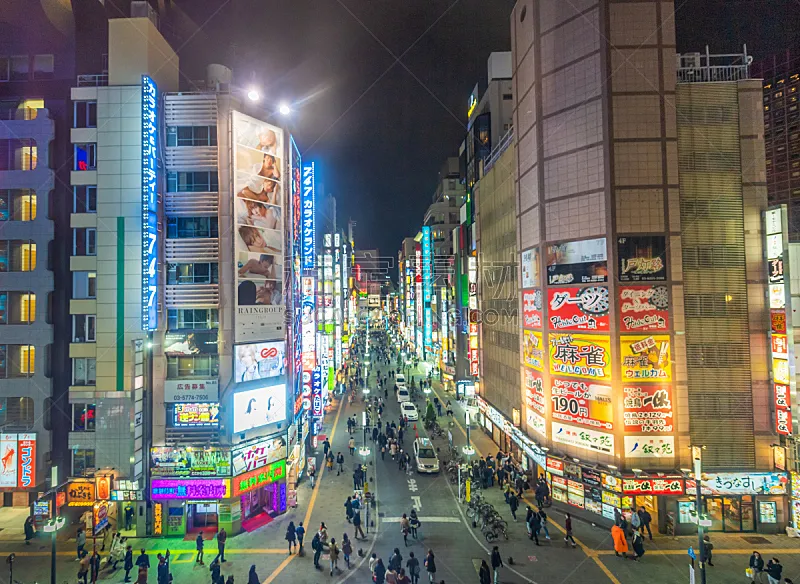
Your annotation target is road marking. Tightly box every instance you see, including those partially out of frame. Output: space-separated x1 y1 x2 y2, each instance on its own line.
170 553 197 563
407 478 418 492
411 495 422 510
381 516 461 523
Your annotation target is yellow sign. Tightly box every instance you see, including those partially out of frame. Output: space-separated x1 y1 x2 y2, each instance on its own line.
620 335 672 381
465 478 471 503
523 331 545 371
153 502 162 535
468 94 478 118
548 333 612 381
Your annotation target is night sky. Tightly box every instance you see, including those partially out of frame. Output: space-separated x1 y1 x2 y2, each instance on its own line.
173 0 800 256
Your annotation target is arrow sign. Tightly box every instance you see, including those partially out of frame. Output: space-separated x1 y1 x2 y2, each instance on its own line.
411 495 422 510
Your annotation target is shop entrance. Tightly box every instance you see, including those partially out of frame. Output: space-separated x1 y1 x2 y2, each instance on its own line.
706 496 754 532
241 486 274 521
187 502 219 533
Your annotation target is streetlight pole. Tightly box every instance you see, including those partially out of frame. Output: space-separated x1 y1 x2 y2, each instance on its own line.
692 446 707 584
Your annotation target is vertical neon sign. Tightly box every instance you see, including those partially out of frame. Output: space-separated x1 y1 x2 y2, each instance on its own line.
422 226 433 348
141 75 159 330
301 163 316 271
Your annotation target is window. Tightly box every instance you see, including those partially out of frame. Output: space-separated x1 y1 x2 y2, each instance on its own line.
0 190 37 221
167 217 218 238
73 228 96 256
72 314 96 342
0 139 37 171
0 397 35 427
73 272 97 299
502 93 513 100
0 345 36 378
0 99 44 121
0 58 8 82
167 308 219 330
71 404 96 430
32 55 54 80
10 56 29 81
73 186 97 213
166 171 219 193
167 262 219 284
166 355 219 378
0 292 32 324
74 144 96 171
73 101 97 128
72 358 96 387
0 240 37 272
71 448 96 477
166 125 217 147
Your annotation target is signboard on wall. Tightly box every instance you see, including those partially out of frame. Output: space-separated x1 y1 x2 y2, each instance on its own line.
164 380 219 403
232 110 286 343
163 331 218 355
522 330 544 371
619 286 669 332
623 435 675 459
522 289 542 329
172 403 220 427
617 236 668 282
232 435 288 475
150 447 231 478
521 248 540 288
620 335 671 381
547 287 610 331
301 163 316 271
0 433 36 489
232 459 287 497
622 385 673 433
546 238 607 285
550 378 613 431
548 333 611 381
551 422 614 455
523 367 545 415
141 75 159 331
151 479 230 500
233 341 286 383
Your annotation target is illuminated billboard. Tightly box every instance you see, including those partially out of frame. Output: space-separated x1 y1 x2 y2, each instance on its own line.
233 384 288 433
301 163 316 271
141 75 159 330
232 111 286 343
0 434 36 489
172 403 220 427
234 341 286 383
422 226 432 348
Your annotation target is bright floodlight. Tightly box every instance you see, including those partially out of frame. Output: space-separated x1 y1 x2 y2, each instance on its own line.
278 102 291 115
247 88 260 102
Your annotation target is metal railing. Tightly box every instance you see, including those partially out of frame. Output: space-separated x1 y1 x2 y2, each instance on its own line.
484 126 514 173
77 73 108 87
676 45 752 83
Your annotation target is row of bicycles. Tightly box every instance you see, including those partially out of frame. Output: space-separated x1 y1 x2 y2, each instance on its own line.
465 494 508 542
423 418 447 438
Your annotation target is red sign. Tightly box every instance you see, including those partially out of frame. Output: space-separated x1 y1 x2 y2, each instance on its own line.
547 287 609 331
232 459 286 497
775 383 792 436
550 377 613 431
622 385 674 433
522 289 543 329
619 286 669 332
622 477 684 495
771 309 787 334
551 475 568 489
772 334 789 357
523 367 545 415
546 458 564 476
17 435 35 489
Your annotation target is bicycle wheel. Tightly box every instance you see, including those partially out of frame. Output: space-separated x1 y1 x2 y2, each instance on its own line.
466 507 476 518
485 531 497 543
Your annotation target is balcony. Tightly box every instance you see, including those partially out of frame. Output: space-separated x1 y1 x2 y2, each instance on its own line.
76 74 108 87
165 284 219 308
165 238 219 262
165 191 219 217
165 145 218 170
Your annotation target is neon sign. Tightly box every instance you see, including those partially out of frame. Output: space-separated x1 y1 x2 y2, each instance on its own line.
422 226 432 348
141 75 159 330
302 163 316 271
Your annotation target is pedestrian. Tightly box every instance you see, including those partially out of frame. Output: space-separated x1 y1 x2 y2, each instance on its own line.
125 505 135 531
78 550 90 584
323 438 331 457
406 552 421 584
390 548 403 572
285 521 297 554
209 559 221 584
749 551 765 584
564 513 577 548
311 533 322 570
309 464 316 488
704 534 714 566
196 531 205 564
247 565 259 584
353 468 360 490
337 452 345 474
508 492 519 521
76 527 87 559
123 545 134 583
342 533 353 569
156 551 170 584
424 550 436 583
630 531 645 561
225 575 233 584
90 548 102 583
369 553 379 573
349 437 356 455
397 568 411 584
216 527 227 562
382 444 387 460
374 558 387 584
353 508 366 539
629 507 641 535
410 509 421 539
538 507 551 539
23 516 34 545
373 427 379 442
490 546 503 584
345 496 354 523
637 507 653 540
326 451 334 471
479 560 491 584
296 521 305 553
329 537 339 575
767 558 783 584
612 523 628 557
400 514 411 546
527 509 540 545
535 483 546 508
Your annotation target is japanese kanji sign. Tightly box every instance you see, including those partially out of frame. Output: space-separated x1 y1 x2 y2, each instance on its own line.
619 286 670 332
552 421 614 455
523 330 545 371
620 335 672 381
623 384 673 433
550 377 613 431
549 333 612 381
547 287 610 331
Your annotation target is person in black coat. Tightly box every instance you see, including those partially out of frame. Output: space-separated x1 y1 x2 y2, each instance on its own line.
124 546 134 583
247 565 260 584
479 560 491 584
749 551 764 584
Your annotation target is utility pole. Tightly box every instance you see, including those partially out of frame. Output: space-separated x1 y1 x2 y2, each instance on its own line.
692 446 707 584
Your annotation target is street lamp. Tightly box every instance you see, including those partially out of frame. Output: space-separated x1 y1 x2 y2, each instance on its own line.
247 87 261 102
278 102 291 116
43 515 66 584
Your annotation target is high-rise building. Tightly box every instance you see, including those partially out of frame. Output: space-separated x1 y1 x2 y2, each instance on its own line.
487 0 776 534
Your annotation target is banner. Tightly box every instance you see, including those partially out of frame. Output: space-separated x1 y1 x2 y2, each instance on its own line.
164 379 219 403
232 111 286 343
234 341 286 383
619 286 669 332
150 447 232 478
546 238 607 285
550 377 613 431
620 335 671 381
623 385 673 433
522 330 544 371
547 287 609 331
521 248 540 288
617 236 667 282
523 367 545 415
623 435 675 458
522 289 543 329
0 434 18 488
549 333 612 381
551 421 614 455
232 435 288 475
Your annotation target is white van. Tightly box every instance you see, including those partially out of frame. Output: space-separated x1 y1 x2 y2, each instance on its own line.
413 437 439 473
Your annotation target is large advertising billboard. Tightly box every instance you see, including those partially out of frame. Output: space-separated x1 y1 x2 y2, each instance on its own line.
549 333 611 381
546 238 607 285
623 384 673 433
233 341 286 383
232 111 286 343
141 76 159 331
0 434 36 489
163 331 218 356
232 435 288 475
620 335 672 381
150 447 231 478
550 377 613 431
617 236 668 282
522 289 542 329
619 286 669 332
232 384 288 433
547 287 609 331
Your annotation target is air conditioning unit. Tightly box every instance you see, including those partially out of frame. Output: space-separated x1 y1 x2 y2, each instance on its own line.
131 1 159 29
682 52 702 70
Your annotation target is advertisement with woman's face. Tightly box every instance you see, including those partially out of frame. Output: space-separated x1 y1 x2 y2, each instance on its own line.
232 111 286 343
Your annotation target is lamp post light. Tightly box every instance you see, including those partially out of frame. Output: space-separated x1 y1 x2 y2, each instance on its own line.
43 515 66 584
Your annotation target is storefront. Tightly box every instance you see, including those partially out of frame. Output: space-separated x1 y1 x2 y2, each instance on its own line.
475 397 547 478
231 434 288 528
